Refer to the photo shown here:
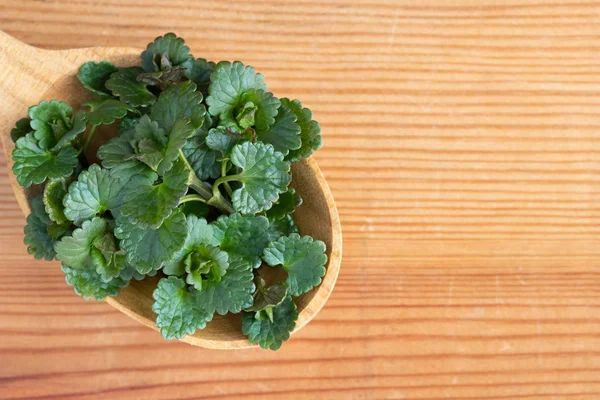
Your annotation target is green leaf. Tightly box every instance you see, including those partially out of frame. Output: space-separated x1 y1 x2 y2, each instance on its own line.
212 213 270 268
196 254 255 315
54 217 108 269
105 67 157 107
11 117 32 143
182 136 221 180
184 245 229 291
24 195 57 261
63 164 127 224
183 58 215 96
12 134 78 187
43 177 70 225
77 61 119 98
150 80 206 132
29 100 73 148
53 111 87 150
266 214 299 242
282 98 322 162
97 134 154 182
61 264 129 300
205 127 246 157
90 231 126 281
115 209 188 273
263 233 327 296
206 61 267 122
164 215 219 275
152 276 212 340
236 89 280 131
82 99 138 126
141 33 192 73
242 296 298 351
227 142 291 214
158 117 196 175
245 276 288 312
256 101 302 155
179 200 210 219
266 188 302 220
121 158 188 228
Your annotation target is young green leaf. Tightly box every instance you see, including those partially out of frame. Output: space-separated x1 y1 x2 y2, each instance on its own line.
63 164 127 224
10 117 32 143
256 101 302 155
242 296 298 351
205 127 245 157
266 188 302 220
120 158 188 228
24 195 58 261
164 215 219 275
29 100 73 148
263 233 327 296
90 231 127 281
77 61 119 98
184 245 229 291
115 209 188 273
12 134 78 187
152 276 212 340
225 142 291 214
195 254 255 315
282 98 323 162
266 214 299 242
43 177 70 225
105 67 157 107
150 80 206 132
183 58 215 96
82 99 138 126
245 276 288 312
54 217 109 269
206 61 268 122
212 213 270 268
52 111 87 150
181 136 221 180
141 33 192 73
62 264 129 300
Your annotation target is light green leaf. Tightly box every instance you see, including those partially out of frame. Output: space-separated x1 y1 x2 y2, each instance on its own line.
150 80 206 132
196 254 254 315
77 61 119 98
164 215 219 275
63 164 127 224
97 131 154 182
12 134 78 187
152 276 212 340
54 217 108 269
245 276 288 312
256 101 302 155
212 213 270 268
206 61 267 121
282 98 322 162
105 67 157 107
90 231 126 281
227 142 291 214
141 33 192 72
29 100 72 148
182 135 221 180
121 158 188 228
263 233 327 296
11 117 32 143
242 296 298 351
53 111 87 150
82 99 138 126
115 209 188 273
61 264 129 300
266 214 299 242
184 245 229 291
43 177 70 225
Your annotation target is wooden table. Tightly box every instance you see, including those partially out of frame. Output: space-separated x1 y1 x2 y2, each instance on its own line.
2 1 600 399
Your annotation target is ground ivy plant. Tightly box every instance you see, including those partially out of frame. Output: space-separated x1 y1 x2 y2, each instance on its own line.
11 33 326 351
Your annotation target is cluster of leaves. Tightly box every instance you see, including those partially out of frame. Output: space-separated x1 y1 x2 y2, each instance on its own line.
12 33 326 351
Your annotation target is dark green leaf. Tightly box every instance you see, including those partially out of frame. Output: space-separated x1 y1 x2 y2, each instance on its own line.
82 99 138 126
77 61 119 98
43 177 70 225
106 67 157 107
52 111 87 150
11 117 31 143
183 58 215 96
242 296 298 351
266 188 302 220
212 213 270 268
245 276 288 312
61 264 129 300
141 33 192 72
182 135 221 180
256 101 302 155
28 100 73 148
282 98 322 162
24 195 57 261
205 127 245 157
266 214 299 242
150 80 206 132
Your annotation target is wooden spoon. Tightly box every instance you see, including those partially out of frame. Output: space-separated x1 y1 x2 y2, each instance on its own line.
0 31 342 349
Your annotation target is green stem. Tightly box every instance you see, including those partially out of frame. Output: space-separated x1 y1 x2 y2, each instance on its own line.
82 125 97 154
221 160 233 197
213 174 242 197
179 194 207 204
207 191 235 214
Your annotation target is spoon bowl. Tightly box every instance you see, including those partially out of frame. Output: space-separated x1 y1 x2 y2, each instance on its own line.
0 31 342 349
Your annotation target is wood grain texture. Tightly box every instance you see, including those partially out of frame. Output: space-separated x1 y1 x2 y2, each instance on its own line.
1 0 600 398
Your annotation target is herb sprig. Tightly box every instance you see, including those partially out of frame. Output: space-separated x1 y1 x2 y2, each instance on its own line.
12 33 325 350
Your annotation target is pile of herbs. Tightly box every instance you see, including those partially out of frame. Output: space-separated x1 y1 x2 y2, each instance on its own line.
10 33 325 350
